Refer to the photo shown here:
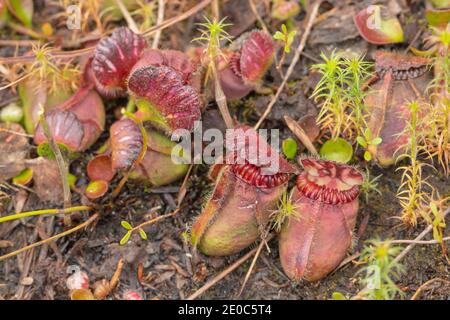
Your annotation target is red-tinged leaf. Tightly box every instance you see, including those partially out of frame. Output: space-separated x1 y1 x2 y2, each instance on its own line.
219 66 253 100
128 66 201 132
19 76 72 134
34 109 84 152
239 31 275 84
92 27 147 98
132 49 194 84
87 154 115 182
58 87 105 150
110 118 143 170
354 5 404 44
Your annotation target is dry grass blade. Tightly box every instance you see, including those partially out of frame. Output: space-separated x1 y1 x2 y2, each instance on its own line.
143 0 212 37
152 0 165 48
0 213 100 262
284 116 318 155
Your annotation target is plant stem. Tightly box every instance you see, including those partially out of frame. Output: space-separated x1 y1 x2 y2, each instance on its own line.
38 110 72 226
0 213 99 262
132 209 179 232
0 205 92 224
212 61 234 129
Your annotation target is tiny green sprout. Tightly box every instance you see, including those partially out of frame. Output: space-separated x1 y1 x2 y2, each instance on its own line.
193 16 233 54
356 128 382 161
282 137 298 160
119 219 151 245
181 229 190 244
319 137 353 163
273 24 297 53
0 103 23 123
360 168 382 203
357 239 405 300
271 191 299 232
120 220 133 245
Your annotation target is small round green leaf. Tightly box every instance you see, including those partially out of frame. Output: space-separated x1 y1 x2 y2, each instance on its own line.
121 221 133 230
0 103 23 123
138 228 147 240
282 138 298 160
120 231 131 245
319 138 353 163
371 137 382 145
356 136 367 148
364 151 372 161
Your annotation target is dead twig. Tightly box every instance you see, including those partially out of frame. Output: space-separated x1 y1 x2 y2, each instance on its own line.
248 0 268 34
38 109 72 226
114 0 140 34
411 278 450 300
152 0 165 48
254 0 321 130
391 236 450 245
284 115 319 155
143 0 212 37
393 207 450 264
0 213 100 262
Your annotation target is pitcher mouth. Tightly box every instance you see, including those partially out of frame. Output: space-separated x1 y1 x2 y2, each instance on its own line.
296 159 363 204
296 172 361 204
231 160 290 189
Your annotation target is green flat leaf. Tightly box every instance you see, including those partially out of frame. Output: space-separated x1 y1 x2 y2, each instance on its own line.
8 0 33 27
121 220 133 230
138 228 147 240
356 136 367 148
282 138 298 160
371 137 382 145
332 292 347 300
273 31 284 40
319 138 353 163
364 151 372 161
120 231 132 245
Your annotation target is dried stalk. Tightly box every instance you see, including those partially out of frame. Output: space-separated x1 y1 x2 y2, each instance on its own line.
152 0 166 48
38 109 72 226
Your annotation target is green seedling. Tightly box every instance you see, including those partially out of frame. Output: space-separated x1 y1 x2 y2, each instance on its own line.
311 50 373 139
357 239 405 300
356 128 382 161
273 24 296 72
360 168 382 203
